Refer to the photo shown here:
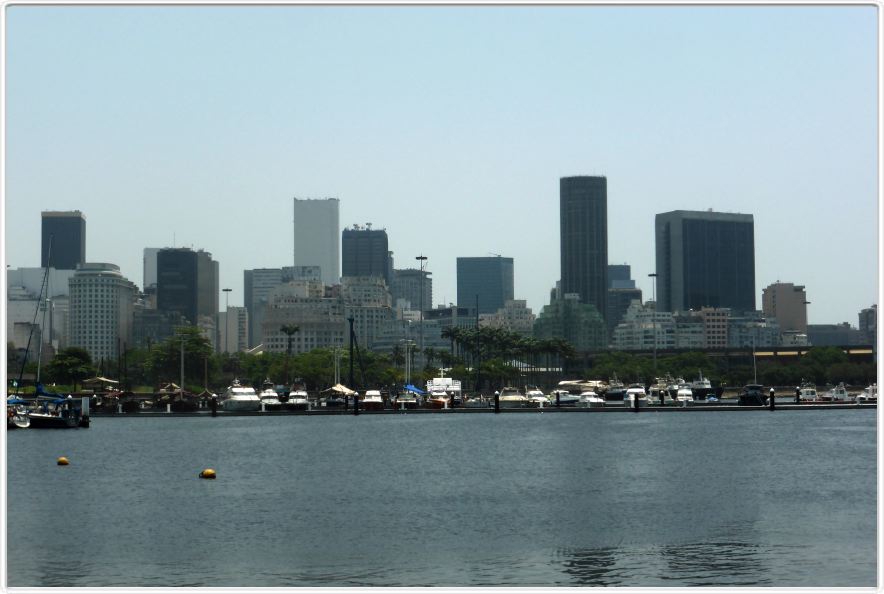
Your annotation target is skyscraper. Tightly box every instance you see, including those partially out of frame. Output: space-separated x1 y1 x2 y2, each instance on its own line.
293 197 339 286
456 256 514 315
560 176 608 320
762 282 808 333
342 225 391 287
156 248 219 327
391 268 432 312
41 210 86 270
655 210 755 313
68 263 137 362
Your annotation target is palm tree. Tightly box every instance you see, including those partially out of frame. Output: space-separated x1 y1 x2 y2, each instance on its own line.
280 324 300 385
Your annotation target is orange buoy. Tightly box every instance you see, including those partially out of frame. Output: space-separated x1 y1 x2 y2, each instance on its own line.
57 457 70 466
199 468 216 479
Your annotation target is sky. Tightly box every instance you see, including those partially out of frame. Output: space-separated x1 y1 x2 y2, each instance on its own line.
3 4 879 325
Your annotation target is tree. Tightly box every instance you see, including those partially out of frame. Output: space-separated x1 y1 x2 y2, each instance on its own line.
144 326 213 391
45 347 94 391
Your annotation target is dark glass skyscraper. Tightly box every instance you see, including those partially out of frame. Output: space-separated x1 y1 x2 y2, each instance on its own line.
560 176 608 320
41 210 85 269
342 226 391 287
156 248 219 326
655 210 755 313
456 256 514 314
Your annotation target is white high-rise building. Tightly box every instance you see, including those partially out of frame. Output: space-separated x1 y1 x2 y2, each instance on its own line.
68 263 137 362
293 197 340 287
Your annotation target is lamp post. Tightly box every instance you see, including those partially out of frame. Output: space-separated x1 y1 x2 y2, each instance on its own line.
803 300 811 341
416 255 428 365
648 273 658 378
222 288 232 353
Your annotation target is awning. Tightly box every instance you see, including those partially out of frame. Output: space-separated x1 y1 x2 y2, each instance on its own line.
83 376 119 385
321 383 357 396
403 384 426 395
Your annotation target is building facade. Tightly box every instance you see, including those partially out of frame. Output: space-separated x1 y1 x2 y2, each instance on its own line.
858 304 877 344
391 268 432 313
341 276 394 351
655 210 755 314
479 299 535 336
261 281 345 354
560 175 608 322
68 263 137 362
293 197 340 286
606 287 643 340
156 248 219 347
341 225 392 287
41 210 86 270
456 256 514 315
762 282 808 333
218 306 249 354
533 293 607 351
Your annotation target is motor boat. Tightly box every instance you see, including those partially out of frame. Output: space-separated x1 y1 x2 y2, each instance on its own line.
798 380 818 402
285 389 309 411
526 388 550 408
823 382 850 402
7 397 30 429
577 391 605 408
648 378 673 406
675 382 694 406
690 370 714 400
738 384 766 406
605 373 627 401
624 384 647 408
427 373 461 408
855 383 877 404
258 379 282 411
361 389 385 411
549 389 580 407
220 379 261 411
497 387 529 408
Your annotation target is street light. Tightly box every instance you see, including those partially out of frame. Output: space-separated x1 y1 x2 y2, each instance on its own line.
416 255 428 363
648 273 658 378
222 288 232 353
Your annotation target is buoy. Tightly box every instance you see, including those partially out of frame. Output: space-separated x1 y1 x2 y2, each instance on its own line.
199 468 216 479
57 457 69 466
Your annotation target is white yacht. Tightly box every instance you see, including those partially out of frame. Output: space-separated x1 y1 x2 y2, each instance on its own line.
675 382 694 406
577 391 605 408
648 379 673 405
823 382 850 402
221 380 261 411
258 379 282 410
361 389 385 411
550 387 581 406
285 389 309 411
497 387 529 408
624 384 648 408
525 388 550 407
799 380 818 402
690 370 714 400
427 373 462 407
855 383 877 403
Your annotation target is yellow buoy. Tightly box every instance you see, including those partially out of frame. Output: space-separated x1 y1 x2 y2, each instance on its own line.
199 468 216 479
57 457 69 466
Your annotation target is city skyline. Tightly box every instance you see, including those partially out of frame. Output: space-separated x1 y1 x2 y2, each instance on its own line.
4 5 878 326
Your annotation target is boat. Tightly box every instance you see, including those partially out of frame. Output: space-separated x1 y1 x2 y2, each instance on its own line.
689 370 714 400
426 372 462 408
624 384 647 408
855 383 877 404
361 389 385 411
648 378 674 406
577 391 605 408
258 378 283 410
463 394 490 408
798 380 818 402
738 384 766 406
605 373 627 401
6 397 30 429
497 386 529 408
220 379 262 411
284 388 310 411
549 389 580 406
395 392 419 410
27 385 84 428
525 387 551 408
822 382 850 402
675 382 694 406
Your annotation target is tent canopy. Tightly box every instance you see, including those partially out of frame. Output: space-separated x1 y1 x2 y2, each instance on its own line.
83 376 119 385
322 383 357 395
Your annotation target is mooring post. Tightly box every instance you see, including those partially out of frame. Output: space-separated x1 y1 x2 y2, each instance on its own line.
210 395 218 417
494 392 500 414
633 394 640 412
769 388 775 411
354 394 359 416
556 392 560 408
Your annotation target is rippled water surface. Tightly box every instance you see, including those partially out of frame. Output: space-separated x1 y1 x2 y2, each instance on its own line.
6 409 877 587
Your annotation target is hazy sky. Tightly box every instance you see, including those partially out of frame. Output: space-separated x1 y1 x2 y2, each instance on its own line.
4 4 879 325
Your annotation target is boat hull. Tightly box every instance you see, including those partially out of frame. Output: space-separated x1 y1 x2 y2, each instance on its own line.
27 412 79 429
221 399 262 412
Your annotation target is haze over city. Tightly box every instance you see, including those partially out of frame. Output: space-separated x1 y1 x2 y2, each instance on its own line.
4 4 878 324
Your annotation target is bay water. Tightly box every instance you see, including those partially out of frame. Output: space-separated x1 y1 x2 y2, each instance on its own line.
6 409 877 587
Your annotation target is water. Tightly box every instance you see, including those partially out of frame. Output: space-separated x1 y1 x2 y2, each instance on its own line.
6 409 877 587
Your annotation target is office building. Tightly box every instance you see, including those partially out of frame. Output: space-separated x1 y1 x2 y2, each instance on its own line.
342 276 394 350
68 263 137 362
534 293 607 351
606 287 643 340
41 210 86 270
391 268 432 313
293 197 340 286
342 225 391 286
762 282 808 333
655 210 755 314
560 176 608 321
858 305 877 344
479 299 535 336
218 306 249 354
608 264 636 289
456 256 514 315
156 248 219 344
261 280 345 355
